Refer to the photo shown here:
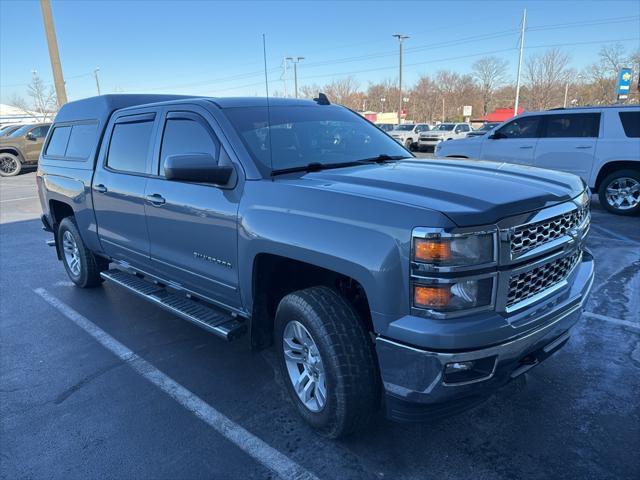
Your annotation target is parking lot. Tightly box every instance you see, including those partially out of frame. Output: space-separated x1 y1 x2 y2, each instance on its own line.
1 170 638 480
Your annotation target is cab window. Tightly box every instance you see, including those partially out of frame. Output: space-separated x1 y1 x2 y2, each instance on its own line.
159 118 218 175
495 116 541 139
106 120 154 174
542 113 600 138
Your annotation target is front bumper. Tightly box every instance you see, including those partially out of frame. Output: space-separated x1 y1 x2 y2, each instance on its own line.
376 251 594 422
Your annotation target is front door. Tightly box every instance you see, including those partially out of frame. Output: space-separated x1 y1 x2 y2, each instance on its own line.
480 115 542 165
92 111 157 267
534 112 600 182
144 108 241 308
24 125 50 161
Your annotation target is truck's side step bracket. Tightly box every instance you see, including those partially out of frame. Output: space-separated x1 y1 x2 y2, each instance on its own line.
100 269 246 341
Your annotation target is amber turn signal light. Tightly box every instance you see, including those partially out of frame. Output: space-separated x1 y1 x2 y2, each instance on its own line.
414 238 452 262
414 285 451 308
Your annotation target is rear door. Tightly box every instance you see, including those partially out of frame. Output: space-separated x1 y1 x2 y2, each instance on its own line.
480 115 542 165
144 106 241 308
534 112 600 181
92 110 158 267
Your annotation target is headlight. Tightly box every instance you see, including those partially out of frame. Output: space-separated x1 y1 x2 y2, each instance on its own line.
413 278 494 312
413 231 495 267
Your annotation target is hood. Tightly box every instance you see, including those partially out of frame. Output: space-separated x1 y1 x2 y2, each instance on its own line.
285 159 585 227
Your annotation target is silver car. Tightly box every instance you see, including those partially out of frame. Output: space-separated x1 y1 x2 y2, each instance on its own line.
418 123 472 151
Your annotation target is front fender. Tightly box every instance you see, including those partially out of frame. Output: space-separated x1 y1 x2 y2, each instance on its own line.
237 180 454 334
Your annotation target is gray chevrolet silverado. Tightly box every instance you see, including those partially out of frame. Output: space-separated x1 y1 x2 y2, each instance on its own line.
38 94 594 438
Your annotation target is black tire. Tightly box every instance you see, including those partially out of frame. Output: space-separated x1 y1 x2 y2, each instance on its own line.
0 153 22 177
598 169 640 216
404 138 413 150
57 217 107 288
275 286 380 438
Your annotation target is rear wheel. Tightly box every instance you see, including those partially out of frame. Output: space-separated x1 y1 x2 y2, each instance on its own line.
0 153 21 177
58 217 107 287
598 169 640 216
275 286 380 438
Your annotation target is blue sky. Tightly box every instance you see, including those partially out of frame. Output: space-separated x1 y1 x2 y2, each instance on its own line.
1 0 639 103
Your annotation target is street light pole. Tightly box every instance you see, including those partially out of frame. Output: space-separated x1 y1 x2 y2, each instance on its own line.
513 8 526 117
39 0 67 106
93 67 101 95
286 56 304 98
393 34 409 125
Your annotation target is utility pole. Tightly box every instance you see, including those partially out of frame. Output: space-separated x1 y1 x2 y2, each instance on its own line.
513 8 526 118
393 34 409 125
281 57 288 97
39 0 67 106
442 97 445 123
286 56 304 98
93 67 101 95
563 81 569 108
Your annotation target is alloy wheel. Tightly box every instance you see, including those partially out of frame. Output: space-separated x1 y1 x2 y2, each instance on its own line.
62 230 81 276
605 177 640 211
282 320 327 412
0 155 18 175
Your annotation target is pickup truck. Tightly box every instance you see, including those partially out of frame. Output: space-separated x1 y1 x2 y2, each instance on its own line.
38 94 594 438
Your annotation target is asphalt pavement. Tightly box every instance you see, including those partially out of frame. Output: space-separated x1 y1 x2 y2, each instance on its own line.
1 170 639 480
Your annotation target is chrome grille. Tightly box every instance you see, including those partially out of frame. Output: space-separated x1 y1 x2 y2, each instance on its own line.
506 251 581 309
511 207 588 257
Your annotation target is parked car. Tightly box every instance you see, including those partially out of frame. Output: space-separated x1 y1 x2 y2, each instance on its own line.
435 106 640 215
417 122 472 151
0 123 51 176
466 122 501 138
376 123 395 132
39 94 593 438
389 123 430 150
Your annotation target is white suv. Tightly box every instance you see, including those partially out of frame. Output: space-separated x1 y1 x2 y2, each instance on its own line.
417 123 472 152
389 123 431 150
435 106 640 215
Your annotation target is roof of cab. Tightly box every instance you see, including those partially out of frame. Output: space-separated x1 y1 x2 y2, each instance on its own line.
53 94 194 123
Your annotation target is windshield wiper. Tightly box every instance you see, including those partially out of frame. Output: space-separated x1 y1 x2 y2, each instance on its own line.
271 161 363 176
270 155 408 176
355 154 407 164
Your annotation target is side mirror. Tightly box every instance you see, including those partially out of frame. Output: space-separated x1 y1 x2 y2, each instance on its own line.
26 131 36 141
488 132 505 140
164 153 234 185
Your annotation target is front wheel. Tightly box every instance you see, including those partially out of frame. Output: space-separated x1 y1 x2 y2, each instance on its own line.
598 169 640 216
57 217 107 287
275 286 380 438
404 138 413 151
0 153 22 177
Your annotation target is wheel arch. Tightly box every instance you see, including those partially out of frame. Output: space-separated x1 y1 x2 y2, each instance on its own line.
0 147 24 161
593 161 640 190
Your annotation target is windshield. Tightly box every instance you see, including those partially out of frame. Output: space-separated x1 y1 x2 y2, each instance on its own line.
224 105 409 175
0 126 19 137
8 125 32 138
394 125 414 131
433 124 455 131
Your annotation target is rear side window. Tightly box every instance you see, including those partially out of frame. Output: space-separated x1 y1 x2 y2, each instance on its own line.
619 111 640 137
543 113 600 138
496 116 541 139
66 123 98 158
46 126 71 156
107 121 154 173
159 118 217 175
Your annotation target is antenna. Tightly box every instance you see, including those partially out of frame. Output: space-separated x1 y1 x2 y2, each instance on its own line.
262 34 274 176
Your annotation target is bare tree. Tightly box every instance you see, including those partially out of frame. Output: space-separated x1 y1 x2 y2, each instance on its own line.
472 56 509 115
10 73 58 121
524 48 572 110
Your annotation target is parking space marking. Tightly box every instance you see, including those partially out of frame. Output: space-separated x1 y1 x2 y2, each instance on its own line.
33 288 319 480
0 196 38 203
583 311 640 330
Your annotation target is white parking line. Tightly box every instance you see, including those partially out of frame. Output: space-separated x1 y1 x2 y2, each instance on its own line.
0 196 38 203
583 311 640 330
33 288 319 480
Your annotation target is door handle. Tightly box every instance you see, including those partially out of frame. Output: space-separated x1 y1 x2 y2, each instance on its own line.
519 145 533 149
94 184 107 193
146 193 166 206
576 145 592 149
